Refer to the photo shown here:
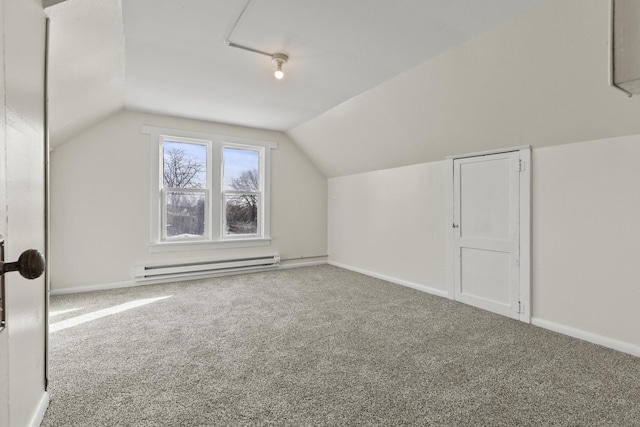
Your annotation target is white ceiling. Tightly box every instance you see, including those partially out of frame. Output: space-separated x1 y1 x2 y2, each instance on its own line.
46 0 543 146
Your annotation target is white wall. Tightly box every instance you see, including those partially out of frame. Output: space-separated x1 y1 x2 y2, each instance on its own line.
50 111 327 292
328 162 448 297
328 135 640 354
532 135 640 351
289 0 640 178
0 0 48 425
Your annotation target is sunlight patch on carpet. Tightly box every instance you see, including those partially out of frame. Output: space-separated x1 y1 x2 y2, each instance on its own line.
50 296 172 333
49 308 81 317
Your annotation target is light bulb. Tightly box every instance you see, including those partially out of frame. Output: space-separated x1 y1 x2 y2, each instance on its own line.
271 53 288 80
274 63 284 80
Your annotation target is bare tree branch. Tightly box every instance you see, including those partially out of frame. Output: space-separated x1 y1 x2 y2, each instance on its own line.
163 147 206 189
228 169 258 191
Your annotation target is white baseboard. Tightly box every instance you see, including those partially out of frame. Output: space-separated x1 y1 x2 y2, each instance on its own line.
50 280 139 296
280 259 327 269
50 260 328 296
29 392 49 427
531 317 640 358
328 261 449 298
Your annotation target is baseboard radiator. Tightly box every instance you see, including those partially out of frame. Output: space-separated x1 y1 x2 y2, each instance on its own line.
134 254 280 283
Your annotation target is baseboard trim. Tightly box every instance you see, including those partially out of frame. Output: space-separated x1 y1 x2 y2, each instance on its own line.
29 392 49 427
280 259 328 269
50 261 329 296
50 280 139 296
328 261 449 298
531 317 640 358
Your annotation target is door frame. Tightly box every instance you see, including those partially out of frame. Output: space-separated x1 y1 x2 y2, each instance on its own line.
445 145 531 323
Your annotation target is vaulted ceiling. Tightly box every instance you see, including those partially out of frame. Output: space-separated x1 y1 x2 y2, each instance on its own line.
46 0 543 148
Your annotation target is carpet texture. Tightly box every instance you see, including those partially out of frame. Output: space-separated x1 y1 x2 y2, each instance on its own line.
43 265 640 426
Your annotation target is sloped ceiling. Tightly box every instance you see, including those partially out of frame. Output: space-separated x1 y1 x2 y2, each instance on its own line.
46 0 125 147
46 0 543 149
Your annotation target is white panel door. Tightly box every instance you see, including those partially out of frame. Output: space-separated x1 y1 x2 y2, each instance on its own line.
453 151 521 319
1 1 48 426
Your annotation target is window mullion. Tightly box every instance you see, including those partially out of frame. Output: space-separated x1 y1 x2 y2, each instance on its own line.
210 142 223 241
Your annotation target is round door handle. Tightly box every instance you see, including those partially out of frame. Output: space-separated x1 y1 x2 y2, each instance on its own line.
1 249 45 279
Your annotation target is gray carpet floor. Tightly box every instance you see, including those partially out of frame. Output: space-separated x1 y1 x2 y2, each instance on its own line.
42 265 640 426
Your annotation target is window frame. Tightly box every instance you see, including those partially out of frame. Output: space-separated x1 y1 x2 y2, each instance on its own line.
161 136 210 242
144 126 277 252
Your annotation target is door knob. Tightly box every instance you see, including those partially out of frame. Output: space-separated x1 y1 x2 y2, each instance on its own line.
0 249 45 279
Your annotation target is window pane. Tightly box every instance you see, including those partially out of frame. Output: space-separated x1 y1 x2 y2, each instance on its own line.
163 141 207 189
225 194 258 235
165 191 206 238
223 148 259 191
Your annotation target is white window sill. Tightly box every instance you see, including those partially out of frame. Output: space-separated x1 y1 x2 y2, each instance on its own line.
149 237 272 253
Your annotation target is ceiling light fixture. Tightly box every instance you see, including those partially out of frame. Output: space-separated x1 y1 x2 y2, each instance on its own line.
224 0 290 80
225 42 290 80
272 53 288 80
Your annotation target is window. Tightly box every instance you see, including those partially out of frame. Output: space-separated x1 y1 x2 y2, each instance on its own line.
162 139 208 240
144 126 276 251
223 147 261 237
